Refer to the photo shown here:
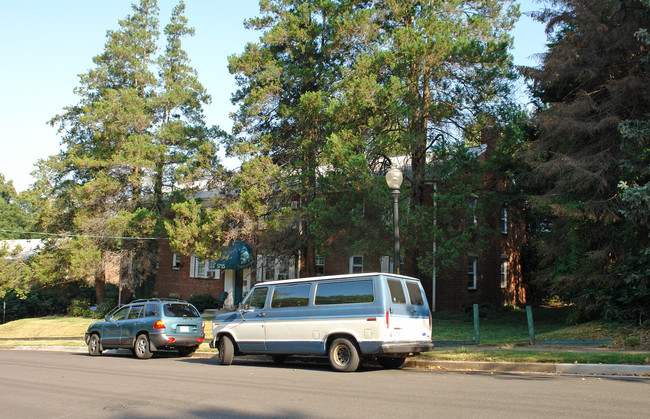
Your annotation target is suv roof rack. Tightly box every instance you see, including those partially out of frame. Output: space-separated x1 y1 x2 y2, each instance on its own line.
130 298 188 304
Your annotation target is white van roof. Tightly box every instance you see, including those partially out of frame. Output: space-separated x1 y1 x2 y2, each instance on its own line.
256 272 421 286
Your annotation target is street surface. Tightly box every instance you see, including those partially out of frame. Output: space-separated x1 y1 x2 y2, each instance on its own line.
0 350 648 418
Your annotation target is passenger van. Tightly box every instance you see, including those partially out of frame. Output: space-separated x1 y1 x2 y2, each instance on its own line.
210 273 434 372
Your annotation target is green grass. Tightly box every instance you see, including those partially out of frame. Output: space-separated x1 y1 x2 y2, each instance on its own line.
431 306 650 349
1 307 649 365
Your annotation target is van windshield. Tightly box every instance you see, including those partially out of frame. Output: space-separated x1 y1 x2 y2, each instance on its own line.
244 287 268 309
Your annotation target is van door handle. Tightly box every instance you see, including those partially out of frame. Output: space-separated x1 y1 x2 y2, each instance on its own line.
411 310 417 315
257 312 265 317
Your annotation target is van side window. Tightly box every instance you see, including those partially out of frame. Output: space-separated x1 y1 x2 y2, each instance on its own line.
271 284 311 308
405 281 424 306
245 287 269 309
387 278 407 304
315 280 374 305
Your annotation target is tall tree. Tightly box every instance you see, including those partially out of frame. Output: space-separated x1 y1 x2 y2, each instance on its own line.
215 0 355 275
524 0 650 321
323 0 519 277
44 0 217 302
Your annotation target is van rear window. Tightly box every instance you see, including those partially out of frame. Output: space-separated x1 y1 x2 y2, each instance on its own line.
315 280 374 305
387 278 407 304
406 281 424 305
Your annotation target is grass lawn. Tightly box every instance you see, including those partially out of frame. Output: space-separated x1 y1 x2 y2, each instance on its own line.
1 307 649 364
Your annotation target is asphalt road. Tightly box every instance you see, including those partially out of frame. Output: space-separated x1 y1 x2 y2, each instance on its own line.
0 350 648 418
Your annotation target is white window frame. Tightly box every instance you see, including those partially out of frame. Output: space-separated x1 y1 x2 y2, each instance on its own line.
263 255 276 281
501 207 508 234
468 257 477 290
172 253 182 270
315 256 325 276
190 255 219 279
500 259 508 288
350 255 364 274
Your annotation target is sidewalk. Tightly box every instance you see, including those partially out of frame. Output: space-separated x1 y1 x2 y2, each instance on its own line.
2 342 649 377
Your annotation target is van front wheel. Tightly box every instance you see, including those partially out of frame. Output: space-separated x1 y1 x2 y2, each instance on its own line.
218 336 234 365
328 338 360 372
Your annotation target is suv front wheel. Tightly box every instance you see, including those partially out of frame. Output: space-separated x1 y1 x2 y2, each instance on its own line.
134 334 153 359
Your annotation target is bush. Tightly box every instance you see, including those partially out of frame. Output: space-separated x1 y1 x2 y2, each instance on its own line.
624 336 641 348
96 300 117 319
188 293 218 313
68 299 94 317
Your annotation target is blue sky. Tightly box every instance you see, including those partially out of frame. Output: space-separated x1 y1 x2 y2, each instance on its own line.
0 0 547 192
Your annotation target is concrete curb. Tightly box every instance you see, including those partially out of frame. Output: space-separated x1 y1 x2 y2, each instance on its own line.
2 345 649 377
404 359 650 377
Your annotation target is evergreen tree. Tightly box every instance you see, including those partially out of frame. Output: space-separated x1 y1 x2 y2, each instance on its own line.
42 0 216 302
524 0 650 321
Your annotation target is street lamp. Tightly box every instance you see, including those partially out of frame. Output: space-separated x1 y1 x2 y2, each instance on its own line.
385 165 403 274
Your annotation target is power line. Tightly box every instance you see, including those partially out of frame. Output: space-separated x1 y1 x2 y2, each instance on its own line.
0 229 167 241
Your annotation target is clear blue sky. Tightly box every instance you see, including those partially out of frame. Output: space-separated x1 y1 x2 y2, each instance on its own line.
0 0 547 192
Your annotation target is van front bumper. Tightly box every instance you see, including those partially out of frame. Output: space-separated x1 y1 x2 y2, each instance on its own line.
378 342 435 354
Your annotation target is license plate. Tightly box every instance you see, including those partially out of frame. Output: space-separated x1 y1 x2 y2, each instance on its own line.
179 325 190 333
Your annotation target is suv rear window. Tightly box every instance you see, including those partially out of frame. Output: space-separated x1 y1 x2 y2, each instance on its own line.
163 303 200 318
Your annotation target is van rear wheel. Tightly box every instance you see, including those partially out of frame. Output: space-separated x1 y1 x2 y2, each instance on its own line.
328 338 360 372
218 336 234 365
377 356 406 369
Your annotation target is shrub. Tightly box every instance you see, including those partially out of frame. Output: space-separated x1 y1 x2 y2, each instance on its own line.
624 336 641 348
68 299 94 317
188 293 218 313
96 300 117 318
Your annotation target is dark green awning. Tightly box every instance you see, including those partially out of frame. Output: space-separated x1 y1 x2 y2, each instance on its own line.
213 241 253 270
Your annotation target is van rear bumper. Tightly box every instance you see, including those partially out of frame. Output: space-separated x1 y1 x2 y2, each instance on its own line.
378 342 435 354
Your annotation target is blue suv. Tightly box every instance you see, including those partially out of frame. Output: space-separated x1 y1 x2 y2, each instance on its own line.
85 299 205 359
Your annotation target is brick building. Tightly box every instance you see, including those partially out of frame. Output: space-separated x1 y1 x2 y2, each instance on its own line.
153 135 527 312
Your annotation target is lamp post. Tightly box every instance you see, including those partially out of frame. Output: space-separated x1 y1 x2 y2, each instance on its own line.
385 165 403 274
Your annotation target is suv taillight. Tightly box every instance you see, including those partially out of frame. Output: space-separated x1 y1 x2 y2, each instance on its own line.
153 319 165 329
202 321 205 330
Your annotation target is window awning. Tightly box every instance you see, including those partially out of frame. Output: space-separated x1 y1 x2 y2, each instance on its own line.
214 241 253 270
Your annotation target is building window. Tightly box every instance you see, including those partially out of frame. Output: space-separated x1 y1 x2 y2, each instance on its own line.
350 255 364 274
500 259 508 288
277 258 290 281
469 196 478 225
501 207 508 234
468 257 477 290
315 256 325 276
264 256 276 281
190 255 219 279
172 253 182 270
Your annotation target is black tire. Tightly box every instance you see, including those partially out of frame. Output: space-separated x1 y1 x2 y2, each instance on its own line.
134 334 153 359
88 334 102 356
328 337 360 372
178 346 197 357
271 355 287 364
218 336 234 365
377 356 406 369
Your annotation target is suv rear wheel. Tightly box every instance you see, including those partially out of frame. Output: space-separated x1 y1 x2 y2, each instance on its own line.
134 334 153 359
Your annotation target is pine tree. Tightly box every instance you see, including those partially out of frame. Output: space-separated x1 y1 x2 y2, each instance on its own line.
524 0 650 321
